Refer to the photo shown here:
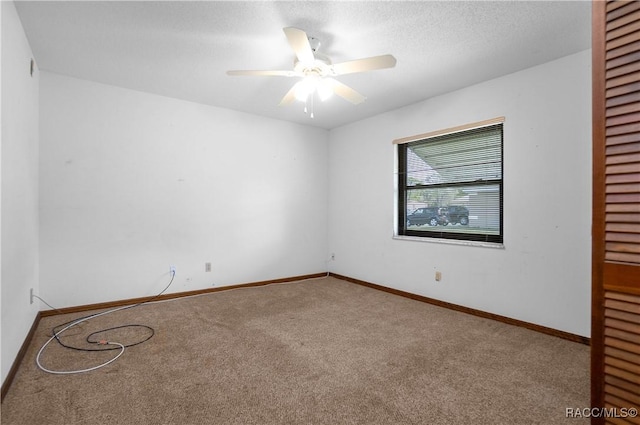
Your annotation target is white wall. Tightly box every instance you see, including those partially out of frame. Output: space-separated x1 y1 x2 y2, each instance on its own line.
39 72 328 308
1 1 40 383
328 50 592 337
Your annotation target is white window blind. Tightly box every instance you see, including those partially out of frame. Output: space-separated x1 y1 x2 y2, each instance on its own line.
396 120 504 244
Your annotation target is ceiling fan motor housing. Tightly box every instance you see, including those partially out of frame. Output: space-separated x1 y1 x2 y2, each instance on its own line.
294 53 334 77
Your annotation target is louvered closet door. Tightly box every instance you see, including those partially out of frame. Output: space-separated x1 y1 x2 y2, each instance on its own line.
593 1 640 423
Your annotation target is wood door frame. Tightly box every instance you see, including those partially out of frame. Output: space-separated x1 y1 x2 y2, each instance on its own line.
591 0 607 414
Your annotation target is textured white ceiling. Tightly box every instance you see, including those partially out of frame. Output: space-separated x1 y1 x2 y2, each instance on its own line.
14 1 592 129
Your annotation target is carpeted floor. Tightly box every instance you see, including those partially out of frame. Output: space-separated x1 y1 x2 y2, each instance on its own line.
1 276 589 424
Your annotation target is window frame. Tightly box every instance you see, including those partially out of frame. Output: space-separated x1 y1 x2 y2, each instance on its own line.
394 118 504 246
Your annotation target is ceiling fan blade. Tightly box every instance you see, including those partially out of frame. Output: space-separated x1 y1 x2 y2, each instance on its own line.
279 85 298 106
283 27 315 64
325 78 366 104
332 54 397 75
227 70 299 77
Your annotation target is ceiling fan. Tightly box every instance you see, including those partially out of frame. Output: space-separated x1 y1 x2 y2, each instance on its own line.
227 27 397 117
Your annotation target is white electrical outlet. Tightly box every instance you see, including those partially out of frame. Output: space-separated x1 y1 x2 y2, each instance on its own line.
170 265 176 275
435 271 442 282
205 262 211 272
30 288 34 305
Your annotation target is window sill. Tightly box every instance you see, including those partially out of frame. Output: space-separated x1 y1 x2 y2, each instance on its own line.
392 234 505 249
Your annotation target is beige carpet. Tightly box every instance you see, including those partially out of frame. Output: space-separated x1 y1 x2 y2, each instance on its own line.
1 276 589 424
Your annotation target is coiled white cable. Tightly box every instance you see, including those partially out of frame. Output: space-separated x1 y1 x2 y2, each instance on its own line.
36 270 176 375
36 305 130 374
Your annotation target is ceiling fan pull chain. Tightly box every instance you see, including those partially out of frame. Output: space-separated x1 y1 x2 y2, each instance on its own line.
303 93 314 118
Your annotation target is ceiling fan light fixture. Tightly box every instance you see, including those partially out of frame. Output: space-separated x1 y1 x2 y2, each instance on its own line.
317 79 333 101
293 79 315 102
294 75 332 102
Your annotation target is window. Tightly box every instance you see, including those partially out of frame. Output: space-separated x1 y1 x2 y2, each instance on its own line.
395 118 503 244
